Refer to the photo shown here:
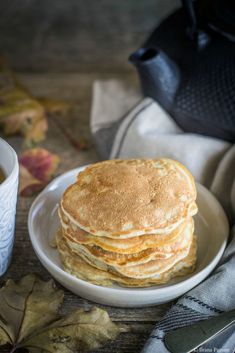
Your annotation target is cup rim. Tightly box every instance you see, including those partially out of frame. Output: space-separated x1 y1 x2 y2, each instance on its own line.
0 137 19 189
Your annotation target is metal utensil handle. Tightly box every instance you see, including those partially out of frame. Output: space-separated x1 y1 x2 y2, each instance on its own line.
165 309 235 353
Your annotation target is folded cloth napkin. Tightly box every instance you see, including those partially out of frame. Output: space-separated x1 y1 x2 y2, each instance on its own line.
91 79 235 353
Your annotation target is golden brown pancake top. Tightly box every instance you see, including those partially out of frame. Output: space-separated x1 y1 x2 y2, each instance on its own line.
61 159 197 236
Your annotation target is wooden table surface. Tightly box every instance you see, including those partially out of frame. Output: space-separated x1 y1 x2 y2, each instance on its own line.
0 1 180 352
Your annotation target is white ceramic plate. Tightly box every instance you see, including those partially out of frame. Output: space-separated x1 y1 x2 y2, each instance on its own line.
28 166 229 307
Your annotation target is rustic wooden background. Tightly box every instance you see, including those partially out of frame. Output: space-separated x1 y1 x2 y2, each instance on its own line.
0 1 181 352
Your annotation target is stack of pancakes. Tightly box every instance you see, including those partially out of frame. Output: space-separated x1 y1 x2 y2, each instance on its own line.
57 159 198 287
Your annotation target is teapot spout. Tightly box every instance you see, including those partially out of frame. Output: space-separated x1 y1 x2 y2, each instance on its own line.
129 48 180 111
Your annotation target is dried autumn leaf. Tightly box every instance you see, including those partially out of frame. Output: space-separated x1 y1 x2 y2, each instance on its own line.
0 275 123 353
19 165 42 197
0 327 9 346
0 274 64 347
0 63 47 144
19 148 60 196
22 307 122 353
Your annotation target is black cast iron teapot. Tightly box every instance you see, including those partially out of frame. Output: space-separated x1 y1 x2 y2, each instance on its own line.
130 0 235 142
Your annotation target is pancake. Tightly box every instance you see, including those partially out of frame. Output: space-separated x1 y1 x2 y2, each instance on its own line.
66 235 193 279
61 219 194 267
61 159 197 238
56 230 197 287
58 158 198 287
59 206 193 253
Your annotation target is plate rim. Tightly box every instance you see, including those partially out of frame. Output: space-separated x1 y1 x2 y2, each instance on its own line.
28 165 229 296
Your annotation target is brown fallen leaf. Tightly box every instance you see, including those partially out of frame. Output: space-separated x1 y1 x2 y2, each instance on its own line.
0 274 64 347
22 307 121 353
19 148 60 196
0 62 48 144
0 274 123 353
19 165 42 197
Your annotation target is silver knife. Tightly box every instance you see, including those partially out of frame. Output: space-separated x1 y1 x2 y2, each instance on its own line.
165 309 235 353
